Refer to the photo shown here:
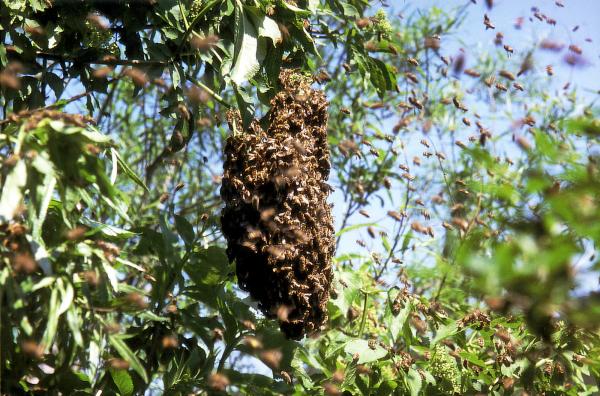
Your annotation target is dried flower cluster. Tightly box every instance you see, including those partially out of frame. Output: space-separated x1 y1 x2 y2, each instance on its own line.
220 70 335 339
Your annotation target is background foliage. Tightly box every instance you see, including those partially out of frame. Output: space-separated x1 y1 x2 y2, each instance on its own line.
1 0 599 394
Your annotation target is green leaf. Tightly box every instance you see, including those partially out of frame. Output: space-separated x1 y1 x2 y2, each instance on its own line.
230 3 281 85
0 160 27 222
431 321 459 345
376 380 397 396
109 368 134 396
81 218 136 239
234 85 255 129
108 335 149 383
112 149 149 193
406 368 422 396
174 214 195 246
344 339 388 364
230 1 261 85
0 44 7 66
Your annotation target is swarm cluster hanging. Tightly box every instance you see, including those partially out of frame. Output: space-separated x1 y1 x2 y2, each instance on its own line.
220 70 335 339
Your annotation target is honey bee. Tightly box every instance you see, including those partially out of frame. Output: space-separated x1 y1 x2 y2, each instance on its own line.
340 107 351 115
401 172 415 181
410 221 429 235
387 210 404 221
420 139 430 148
406 72 419 84
568 45 582 55
464 68 481 78
408 97 423 110
452 96 467 111
484 14 495 30
546 65 554 76
383 177 392 189
423 151 433 158
494 32 504 46
456 140 467 149
495 82 507 92
499 70 516 80
441 56 450 65
359 209 370 218
503 45 514 55
462 117 471 126
367 226 376 238
513 82 524 91
399 164 409 172
412 156 421 166
435 152 446 160
442 222 454 230
407 57 420 67
484 75 496 87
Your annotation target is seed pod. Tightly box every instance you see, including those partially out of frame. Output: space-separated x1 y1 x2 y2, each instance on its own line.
221 70 335 339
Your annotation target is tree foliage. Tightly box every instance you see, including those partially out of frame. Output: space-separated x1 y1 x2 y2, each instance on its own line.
1 0 599 394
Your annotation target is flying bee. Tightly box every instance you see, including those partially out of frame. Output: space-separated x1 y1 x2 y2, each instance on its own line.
399 164 409 172
495 32 504 46
452 96 463 110
464 68 481 78
452 217 469 231
356 239 366 248
440 55 450 65
413 156 421 166
456 140 467 149
387 210 404 221
343 63 351 72
568 44 582 55
408 97 423 110
415 198 425 206
484 14 495 29
468 135 477 142
367 226 376 238
513 82 524 91
462 117 471 126
442 222 454 230
423 151 433 158
503 44 514 55
495 82 508 92
420 139 430 148
410 221 429 235
383 177 392 189
359 209 370 218
402 172 415 181
340 107 351 115
407 57 420 66
406 72 419 84
421 209 431 220
399 101 413 110
484 75 495 87
499 70 516 80
546 65 554 76
436 152 446 160
555 0 564 7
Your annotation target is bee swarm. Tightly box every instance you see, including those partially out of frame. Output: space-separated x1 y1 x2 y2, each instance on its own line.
220 70 335 339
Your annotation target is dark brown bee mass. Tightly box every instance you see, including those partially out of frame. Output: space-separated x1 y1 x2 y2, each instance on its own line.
220 70 335 339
